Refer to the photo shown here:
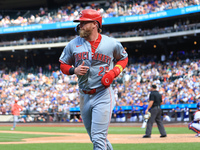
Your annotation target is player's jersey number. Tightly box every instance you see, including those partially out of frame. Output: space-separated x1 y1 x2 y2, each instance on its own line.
98 66 109 76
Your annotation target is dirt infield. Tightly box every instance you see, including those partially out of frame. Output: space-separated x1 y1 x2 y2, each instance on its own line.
0 123 199 144
0 131 199 144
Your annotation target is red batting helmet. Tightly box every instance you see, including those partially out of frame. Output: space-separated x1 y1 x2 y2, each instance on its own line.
15 100 18 103
73 9 102 28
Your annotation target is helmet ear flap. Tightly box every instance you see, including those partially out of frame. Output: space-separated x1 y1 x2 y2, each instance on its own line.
75 24 80 35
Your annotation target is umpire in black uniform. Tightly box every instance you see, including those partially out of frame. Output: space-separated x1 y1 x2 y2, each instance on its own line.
143 84 167 138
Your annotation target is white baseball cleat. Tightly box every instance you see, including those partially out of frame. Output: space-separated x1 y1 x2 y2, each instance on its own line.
195 133 200 137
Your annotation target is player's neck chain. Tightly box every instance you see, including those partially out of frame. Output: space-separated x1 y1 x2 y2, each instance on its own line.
92 34 99 46
91 34 99 57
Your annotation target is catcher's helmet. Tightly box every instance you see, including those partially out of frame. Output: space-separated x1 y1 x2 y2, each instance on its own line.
197 102 200 110
73 9 102 28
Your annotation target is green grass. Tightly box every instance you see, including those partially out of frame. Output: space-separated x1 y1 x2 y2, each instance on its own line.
0 126 87 133
0 126 197 150
0 126 194 134
0 143 199 150
0 133 65 142
109 126 194 134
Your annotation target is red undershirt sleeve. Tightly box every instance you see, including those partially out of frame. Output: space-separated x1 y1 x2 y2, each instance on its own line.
111 57 128 77
116 57 128 69
60 63 73 75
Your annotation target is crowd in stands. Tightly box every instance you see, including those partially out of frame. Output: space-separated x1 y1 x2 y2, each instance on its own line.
0 0 200 27
0 16 198 47
0 51 199 123
1 0 200 47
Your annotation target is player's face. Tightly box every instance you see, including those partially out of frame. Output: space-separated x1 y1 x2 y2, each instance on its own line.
79 21 95 38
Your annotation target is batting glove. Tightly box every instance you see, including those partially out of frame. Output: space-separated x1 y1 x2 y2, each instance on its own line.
101 67 120 87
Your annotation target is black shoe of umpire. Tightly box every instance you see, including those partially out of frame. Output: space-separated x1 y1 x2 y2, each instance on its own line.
143 135 151 138
160 135 167 138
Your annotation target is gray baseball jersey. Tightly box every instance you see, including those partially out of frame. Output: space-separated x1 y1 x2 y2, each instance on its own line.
59 34 128 150
59 34 128 90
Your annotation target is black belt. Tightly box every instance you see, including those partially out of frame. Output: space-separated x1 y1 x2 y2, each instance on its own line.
152 106 160 109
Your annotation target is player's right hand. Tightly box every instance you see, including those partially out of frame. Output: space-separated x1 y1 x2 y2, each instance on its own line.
74 61 89 75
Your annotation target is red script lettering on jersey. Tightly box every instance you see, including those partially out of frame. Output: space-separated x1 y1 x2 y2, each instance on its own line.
74 52 111 65
75 52 89 62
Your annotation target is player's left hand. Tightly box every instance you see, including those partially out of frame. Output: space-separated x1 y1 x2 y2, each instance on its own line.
101 70 115 87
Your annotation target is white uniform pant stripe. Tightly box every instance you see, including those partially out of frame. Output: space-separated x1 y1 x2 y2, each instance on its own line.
104 88 114 150
79 87 115 150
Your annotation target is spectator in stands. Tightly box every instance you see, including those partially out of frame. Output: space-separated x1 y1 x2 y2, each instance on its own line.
124 70 131 88
163 113 171 122
0 105 6 115
37 114 46 122
130 105 138 122
61 102 70 122
130 105 142 122
78 114 83 123
172 106 182 121
52 71 58 84
26 115 34 122
113 106 121 122
70 115 79 122
182 106 190 122
142 100 148 117
136 106 143 122
118 106 126 122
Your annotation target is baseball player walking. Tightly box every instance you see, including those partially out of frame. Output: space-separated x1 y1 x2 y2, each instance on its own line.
11 100 23 130
143 84 167 138
59 9 128 150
